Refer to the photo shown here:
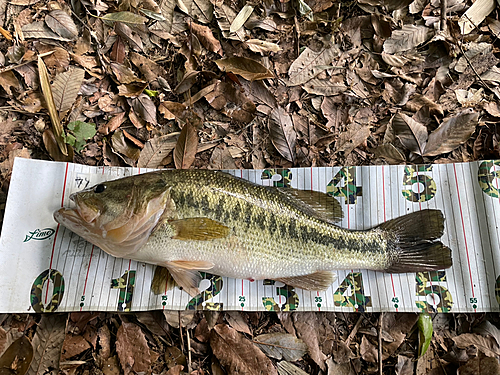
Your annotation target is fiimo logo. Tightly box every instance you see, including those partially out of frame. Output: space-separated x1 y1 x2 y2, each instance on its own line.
24 228 55 242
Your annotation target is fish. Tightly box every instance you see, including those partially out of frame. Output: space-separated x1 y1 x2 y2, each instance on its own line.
54 169 452 296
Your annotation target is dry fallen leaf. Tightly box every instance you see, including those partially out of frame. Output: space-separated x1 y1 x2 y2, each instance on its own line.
174 121 199 169
51 67 85 113
287 45 340 86
215 57 274 81
268 106 296 163
116 321 151 375
138 133 179 168
392 112 428 155
210 324 278 375
253 333 308 361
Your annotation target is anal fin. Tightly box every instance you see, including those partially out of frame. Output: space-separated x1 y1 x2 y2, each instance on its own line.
275 271 337 291
151 266 177 295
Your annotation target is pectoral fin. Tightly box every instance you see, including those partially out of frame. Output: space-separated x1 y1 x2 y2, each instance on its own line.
275 271 337 291
163 260 215 297
169 218 230 240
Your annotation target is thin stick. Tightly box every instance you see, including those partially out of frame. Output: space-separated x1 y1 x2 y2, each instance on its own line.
378 313 383 375
186 328 193 373
346 314 363 346
440 0 447 33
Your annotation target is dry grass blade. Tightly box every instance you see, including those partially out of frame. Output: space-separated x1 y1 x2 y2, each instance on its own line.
268 106 296 162
38 55 68 156
174 122 198 169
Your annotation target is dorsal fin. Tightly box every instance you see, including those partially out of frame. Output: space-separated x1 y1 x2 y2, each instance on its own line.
275 188 343 223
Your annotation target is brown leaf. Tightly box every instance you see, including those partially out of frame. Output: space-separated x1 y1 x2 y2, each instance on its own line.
268 106 296 163
45 10 78 40
287 45 340 86
116 322 151 375
210 324 278 375
360 336 378 363
61 334 91 361
205 81 256 123
115 22 143 52
457 356 500 375
0 71 21 96
423 109 479 156
51 67 85 113
129 52 166 81
215 57 274 81
38 56 67 156
111 130 141 165
159 101 187 120
253 333 308 361
382 314 419 359
336 122 371 156
392 113 428 155
372 144 406 164
453 333 500 357
208 145 237 169
117 82 148 97
22 21 73 41
292 312 327 371
135 312 170 337
110 62 144 84
395 355 414 375
0 336 33 375
138 133 179 168
190 22 222 55
174 122 198 169
130 94 157 125
27 315 66 375
224 312 251 335
98 112 126 135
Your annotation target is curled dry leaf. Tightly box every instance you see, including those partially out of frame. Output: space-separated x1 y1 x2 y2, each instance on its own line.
268 106 296 163
210 324 278 375
253 333 308 361
138 133 179 168
190 23 223 55
174 121 199 169
392 112 428 155
215 57 274 81
245 39 281 53
423 109 479 156
130 94 157 125
51 67 85 113
45 10 78 40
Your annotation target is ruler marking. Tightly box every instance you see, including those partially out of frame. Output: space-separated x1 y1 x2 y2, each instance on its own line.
80 245 95 311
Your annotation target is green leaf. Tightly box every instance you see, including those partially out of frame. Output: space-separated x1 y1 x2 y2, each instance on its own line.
417 312 433 358
66 121 96 152
144 89 159 97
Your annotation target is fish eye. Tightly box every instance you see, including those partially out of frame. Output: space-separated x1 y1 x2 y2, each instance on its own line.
94 184 106 193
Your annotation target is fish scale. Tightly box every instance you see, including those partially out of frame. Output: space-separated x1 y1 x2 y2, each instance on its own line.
54 169 453 295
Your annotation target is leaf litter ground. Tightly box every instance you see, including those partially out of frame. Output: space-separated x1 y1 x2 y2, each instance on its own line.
0 0 500 372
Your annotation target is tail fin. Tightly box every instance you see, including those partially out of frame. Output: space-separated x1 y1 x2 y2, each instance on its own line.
378 209 453 273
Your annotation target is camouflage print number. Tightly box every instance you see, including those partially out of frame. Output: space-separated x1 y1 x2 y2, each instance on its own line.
186 273 223 310
415 271 453 313
262 280 299 311
478 160 500 198
111 270 136 312
327 167 362 204
261 169 292 187
402 165 436 202
333 272 372 312
30 269 65 313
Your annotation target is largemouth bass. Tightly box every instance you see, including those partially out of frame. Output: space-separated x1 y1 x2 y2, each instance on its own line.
54 169 452 296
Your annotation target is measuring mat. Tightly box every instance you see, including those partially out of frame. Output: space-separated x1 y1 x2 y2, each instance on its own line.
1 158 499 313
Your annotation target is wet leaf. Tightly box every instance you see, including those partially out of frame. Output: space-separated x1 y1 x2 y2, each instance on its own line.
392 113 428 155
174 122 198 169
0 336 33 375
288 45 340 86
45 10 78 40
38 55 67 156
423 109 479 156
253 333 308 361
100 12 147 25
210 324 278 375
417 312 432 358
138 133 179 168
215 57 274 81
268 106 296 162
27 315 66 375
116 322 151 375
230 4 254 33
51 67 85 113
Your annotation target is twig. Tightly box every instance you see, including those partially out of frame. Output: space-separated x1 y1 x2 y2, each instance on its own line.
345 314 363 346
186 328 193 373
440 0 447 33
378 313 383 375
